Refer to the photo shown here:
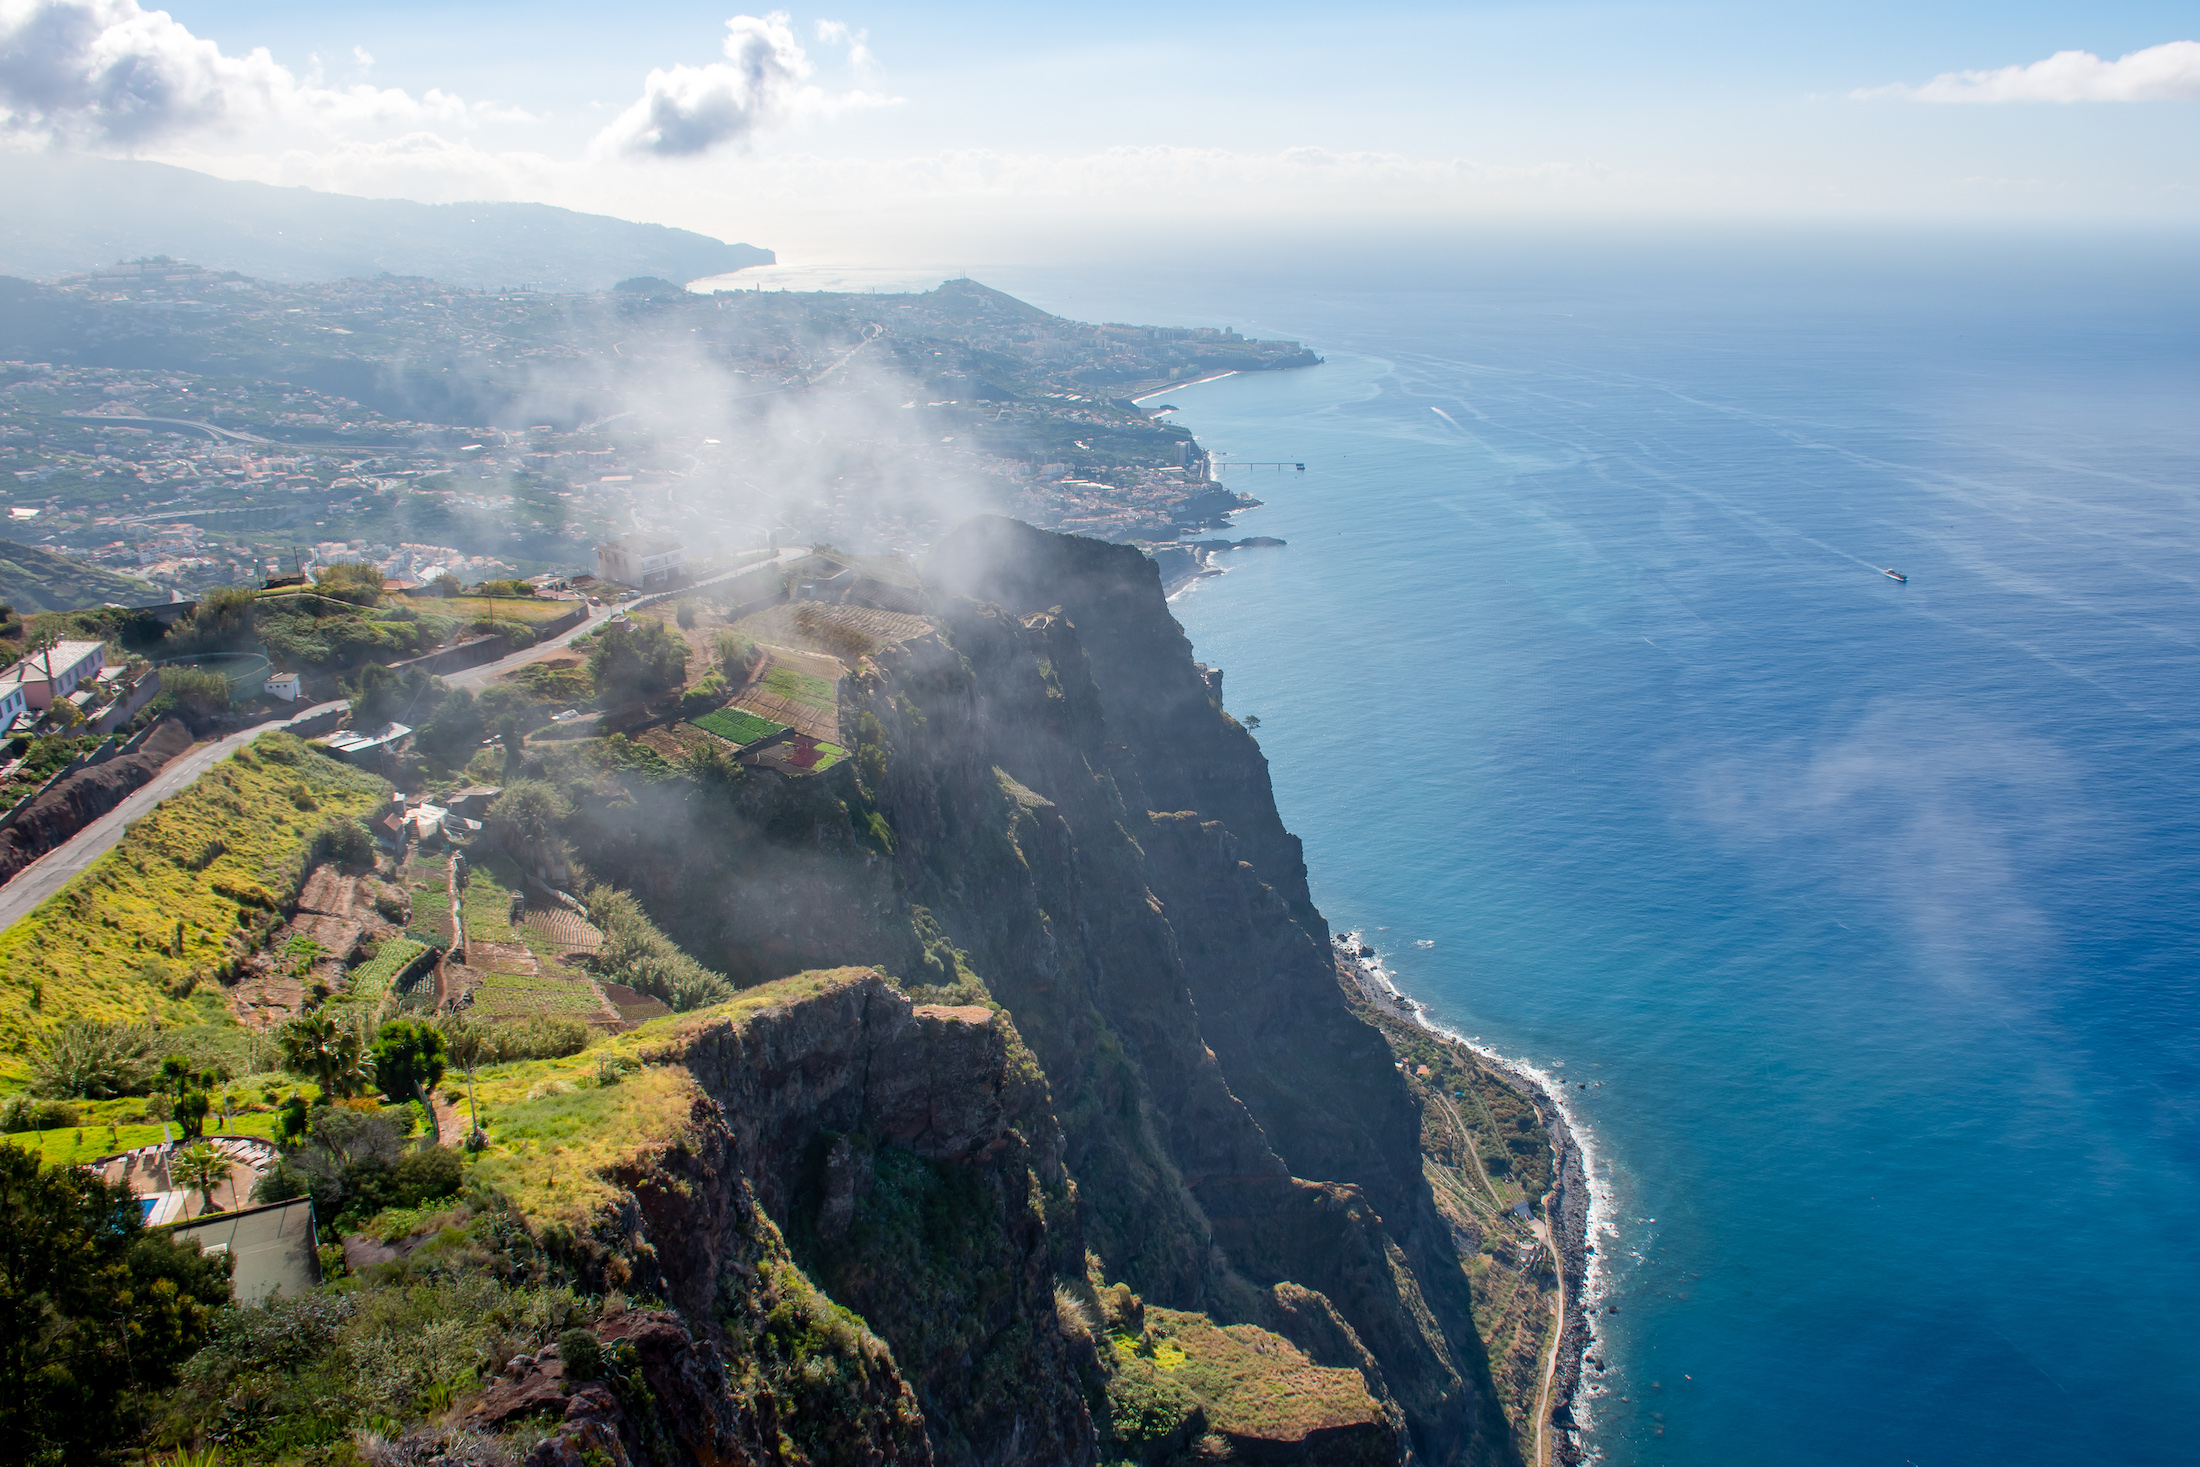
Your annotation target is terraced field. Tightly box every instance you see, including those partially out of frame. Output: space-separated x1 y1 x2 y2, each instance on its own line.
688 706 786 746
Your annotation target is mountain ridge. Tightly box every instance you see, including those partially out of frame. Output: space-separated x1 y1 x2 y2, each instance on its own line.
0 154 772 291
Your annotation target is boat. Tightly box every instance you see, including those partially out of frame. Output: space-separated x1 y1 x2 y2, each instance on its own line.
1882 568 1907 582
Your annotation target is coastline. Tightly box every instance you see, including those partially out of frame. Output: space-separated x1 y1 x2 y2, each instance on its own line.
1335 931 1598 1466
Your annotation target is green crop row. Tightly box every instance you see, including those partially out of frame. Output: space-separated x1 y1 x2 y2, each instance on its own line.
689 706 787 746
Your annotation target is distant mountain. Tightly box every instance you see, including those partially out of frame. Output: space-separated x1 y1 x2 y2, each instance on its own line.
0 154 772 291
0 541 159 614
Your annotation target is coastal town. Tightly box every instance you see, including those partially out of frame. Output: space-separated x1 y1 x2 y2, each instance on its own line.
0 266 1314 608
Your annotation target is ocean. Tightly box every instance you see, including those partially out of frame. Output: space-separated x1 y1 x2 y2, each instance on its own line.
982 234 2200 1465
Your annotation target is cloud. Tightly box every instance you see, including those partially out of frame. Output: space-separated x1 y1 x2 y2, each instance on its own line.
1859 40 2200 103
814 19 873 72
593 11 892 158
0 0 524 146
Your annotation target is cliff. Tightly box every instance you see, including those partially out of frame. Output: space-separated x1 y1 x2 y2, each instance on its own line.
166 519 1569 1466
543 519 1561 1463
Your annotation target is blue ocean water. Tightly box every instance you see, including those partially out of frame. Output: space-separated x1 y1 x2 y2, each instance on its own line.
988 236 2200 1465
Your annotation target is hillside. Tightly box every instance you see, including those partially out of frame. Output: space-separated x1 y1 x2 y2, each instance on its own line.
0 522 1581 1465
0 154 772 291
0 540 159 612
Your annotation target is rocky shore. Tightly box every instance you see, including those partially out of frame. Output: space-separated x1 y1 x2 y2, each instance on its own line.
1336 933 1595 1465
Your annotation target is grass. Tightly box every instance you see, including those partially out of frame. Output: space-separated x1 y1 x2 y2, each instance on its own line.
688 706 787 746
760 665 836 711
0 733 389 1086
1106 1308 1382 1447
401 853 452 946
388 594 578 625
2 1107 290 1168
464 967 879 1224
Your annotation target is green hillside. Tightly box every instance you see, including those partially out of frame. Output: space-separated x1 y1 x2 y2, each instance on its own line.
0 540 158 613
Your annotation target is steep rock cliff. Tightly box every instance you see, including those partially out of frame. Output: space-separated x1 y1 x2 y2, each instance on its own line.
563 519 1534 1464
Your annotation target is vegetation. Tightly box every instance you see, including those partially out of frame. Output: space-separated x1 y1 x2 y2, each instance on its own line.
586 616 688 705
1099 1306 1383 1458
339 937 430 1010
584 883 735 1011
688 705 785 746
25 1020 159 1098
0 1145 232 1463
0 734 390 1083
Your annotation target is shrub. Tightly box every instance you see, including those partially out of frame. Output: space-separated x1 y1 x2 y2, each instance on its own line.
370 1019 448 1107
310 815 377 871
679 671 728 715
393 1145 463 1207
584 884 734 1012
27 1021 158 1099
673 599 698 630
557 1327 602 1381
715 629 760 680
0 1095 80 1132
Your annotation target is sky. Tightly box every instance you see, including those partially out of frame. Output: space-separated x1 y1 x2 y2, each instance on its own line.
2 0 2197 261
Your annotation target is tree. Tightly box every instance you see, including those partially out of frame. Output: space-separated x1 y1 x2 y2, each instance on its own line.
487 779 570 867
0 1147 231 1461
714 628 760 681
370 1019 447 1145
278 1013 373 1100
27 1022 157 1099
417 686 484 765
169 1143 229 1216
674 599 699 629
587 616 688 705
427 572 464 597
439 1018 491 1150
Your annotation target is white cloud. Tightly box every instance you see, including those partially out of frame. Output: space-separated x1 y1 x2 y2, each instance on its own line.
1860 40 2200 103
593 11 892 159
814 19 873 72
0 0 525 146
351 45 373 70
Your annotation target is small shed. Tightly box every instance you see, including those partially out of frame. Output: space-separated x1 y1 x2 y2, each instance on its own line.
266 672 304 702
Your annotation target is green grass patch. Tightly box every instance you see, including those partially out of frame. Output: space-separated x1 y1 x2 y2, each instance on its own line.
458 853 525 944
389 593 576 624
760 665 837 710
0 734 388 1084
467 967 879 1223
1105 1308 1381 1448
688 706 787 746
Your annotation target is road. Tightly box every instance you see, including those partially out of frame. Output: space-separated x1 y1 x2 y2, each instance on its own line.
0 552 813 935
0 599 623 936
0 699 349 934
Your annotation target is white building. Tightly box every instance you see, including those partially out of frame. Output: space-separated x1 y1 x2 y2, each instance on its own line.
596 535 685 590
0 640 106 710
265 672 303 702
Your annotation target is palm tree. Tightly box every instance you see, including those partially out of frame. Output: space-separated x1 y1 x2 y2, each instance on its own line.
170 1142 229 1216
278 1013 375 1100
440 1018 490 1150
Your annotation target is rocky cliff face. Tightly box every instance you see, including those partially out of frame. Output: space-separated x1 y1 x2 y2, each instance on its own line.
559 519 1548 1465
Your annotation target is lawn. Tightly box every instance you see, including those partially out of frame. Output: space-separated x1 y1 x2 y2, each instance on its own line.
0 733 390 1085
688 706 787 746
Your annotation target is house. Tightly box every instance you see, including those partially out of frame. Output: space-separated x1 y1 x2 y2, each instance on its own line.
0 640 106 709
265 672 303 702
0 682 25 730
596 535 686 590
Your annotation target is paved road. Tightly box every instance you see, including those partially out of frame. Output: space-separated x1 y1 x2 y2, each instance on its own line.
0 700 349 934
0 554 813 933
0 601 621 935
